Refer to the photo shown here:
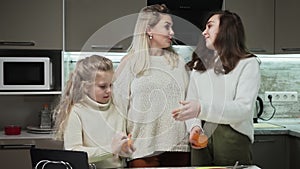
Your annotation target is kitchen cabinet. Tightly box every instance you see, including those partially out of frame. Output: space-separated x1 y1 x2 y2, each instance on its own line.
0 138 63 169
275 0 300 54
288 135 300 169
224 0 300 54
0 95 60 133
0 0 63 50
191 134 289 168
65 0 146 52
252 135 289 169
224 0 274 54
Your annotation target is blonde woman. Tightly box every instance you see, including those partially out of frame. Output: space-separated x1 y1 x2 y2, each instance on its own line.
53 55 134 168
113 4 190 168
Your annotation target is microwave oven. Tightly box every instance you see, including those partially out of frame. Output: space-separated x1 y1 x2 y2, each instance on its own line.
0 57 53 90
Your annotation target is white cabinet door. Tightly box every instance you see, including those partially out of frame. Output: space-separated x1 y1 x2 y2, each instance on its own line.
225 0 275 54
0 0 63 50
65 0 146 52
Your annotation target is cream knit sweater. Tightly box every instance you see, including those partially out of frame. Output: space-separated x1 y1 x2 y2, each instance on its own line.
113 56 190 159
64 96 126 168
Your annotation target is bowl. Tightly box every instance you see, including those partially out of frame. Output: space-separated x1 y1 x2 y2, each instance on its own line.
4 125 21 135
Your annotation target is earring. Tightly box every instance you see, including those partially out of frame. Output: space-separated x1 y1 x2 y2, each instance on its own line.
149 35 153 40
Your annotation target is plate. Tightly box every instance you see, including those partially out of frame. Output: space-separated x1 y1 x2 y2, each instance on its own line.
27 126 54 132
27 130 53 134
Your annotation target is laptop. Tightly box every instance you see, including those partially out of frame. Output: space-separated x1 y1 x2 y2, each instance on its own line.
30 148 91 169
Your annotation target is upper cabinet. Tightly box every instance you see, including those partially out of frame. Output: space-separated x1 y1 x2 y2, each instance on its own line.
0 0 63 50
225 0 300 54
224 0 274 54
275 0 300 54
65 0 146 52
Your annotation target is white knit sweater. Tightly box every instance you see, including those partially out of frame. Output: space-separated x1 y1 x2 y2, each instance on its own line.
185 57 261 143
64 95 126 168
113 56 190 159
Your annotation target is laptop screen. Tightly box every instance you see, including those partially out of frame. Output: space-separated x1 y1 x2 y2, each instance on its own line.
30 148 90 169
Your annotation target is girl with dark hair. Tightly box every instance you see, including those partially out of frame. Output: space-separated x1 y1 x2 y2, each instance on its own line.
172 10 261 166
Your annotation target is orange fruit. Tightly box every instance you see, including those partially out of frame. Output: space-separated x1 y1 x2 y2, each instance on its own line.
191 132 208 148
127 137 132 147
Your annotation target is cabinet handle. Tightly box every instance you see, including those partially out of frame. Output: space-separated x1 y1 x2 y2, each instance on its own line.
281 48 300 52
0 41 35 46
91 45 123 50
254 139 275 143
249 48 267 53
0 144 35 149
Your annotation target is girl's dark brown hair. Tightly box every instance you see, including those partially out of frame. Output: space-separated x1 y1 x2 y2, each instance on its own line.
187 10 256 74
186 37 215 71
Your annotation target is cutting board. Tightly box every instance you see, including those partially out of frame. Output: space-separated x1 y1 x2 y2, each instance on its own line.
253 123 284 128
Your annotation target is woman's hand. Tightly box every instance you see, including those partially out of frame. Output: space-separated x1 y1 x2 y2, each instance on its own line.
172 100 200 121
111 133 135 157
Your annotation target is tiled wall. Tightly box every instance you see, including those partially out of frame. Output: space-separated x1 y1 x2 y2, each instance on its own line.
258 54 300 119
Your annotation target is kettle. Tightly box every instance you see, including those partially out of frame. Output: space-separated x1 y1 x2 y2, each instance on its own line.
253 96 264 123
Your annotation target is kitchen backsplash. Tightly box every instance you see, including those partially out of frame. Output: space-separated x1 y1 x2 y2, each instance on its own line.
64 51 300 120
257 54 300 119
63 51 300 120
1 53 300 129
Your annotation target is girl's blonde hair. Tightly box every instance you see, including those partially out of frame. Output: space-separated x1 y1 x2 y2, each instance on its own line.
53 55 113 140
127 4 179 76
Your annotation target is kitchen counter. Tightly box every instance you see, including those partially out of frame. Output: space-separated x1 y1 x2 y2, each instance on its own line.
0 130 55 139
1 118 300 139
254 118 300 138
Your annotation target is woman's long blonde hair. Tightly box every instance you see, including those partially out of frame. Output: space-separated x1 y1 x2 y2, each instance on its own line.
127 4 179 76
53 55 113 140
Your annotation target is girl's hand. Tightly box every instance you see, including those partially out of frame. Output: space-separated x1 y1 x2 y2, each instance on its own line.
121 134 135 156
111 133 135 157
172 100 200 121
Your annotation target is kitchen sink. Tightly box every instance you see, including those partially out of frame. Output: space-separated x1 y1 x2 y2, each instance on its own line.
253 122 285 129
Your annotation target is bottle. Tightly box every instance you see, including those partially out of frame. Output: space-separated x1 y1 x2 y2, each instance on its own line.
40 104 52 129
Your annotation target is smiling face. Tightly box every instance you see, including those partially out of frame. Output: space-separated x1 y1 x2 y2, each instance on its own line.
87 71 113 104
202 14 220 50
147 14 174 49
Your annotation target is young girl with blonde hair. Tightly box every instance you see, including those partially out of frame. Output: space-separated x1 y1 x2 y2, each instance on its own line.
53 55 134 168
